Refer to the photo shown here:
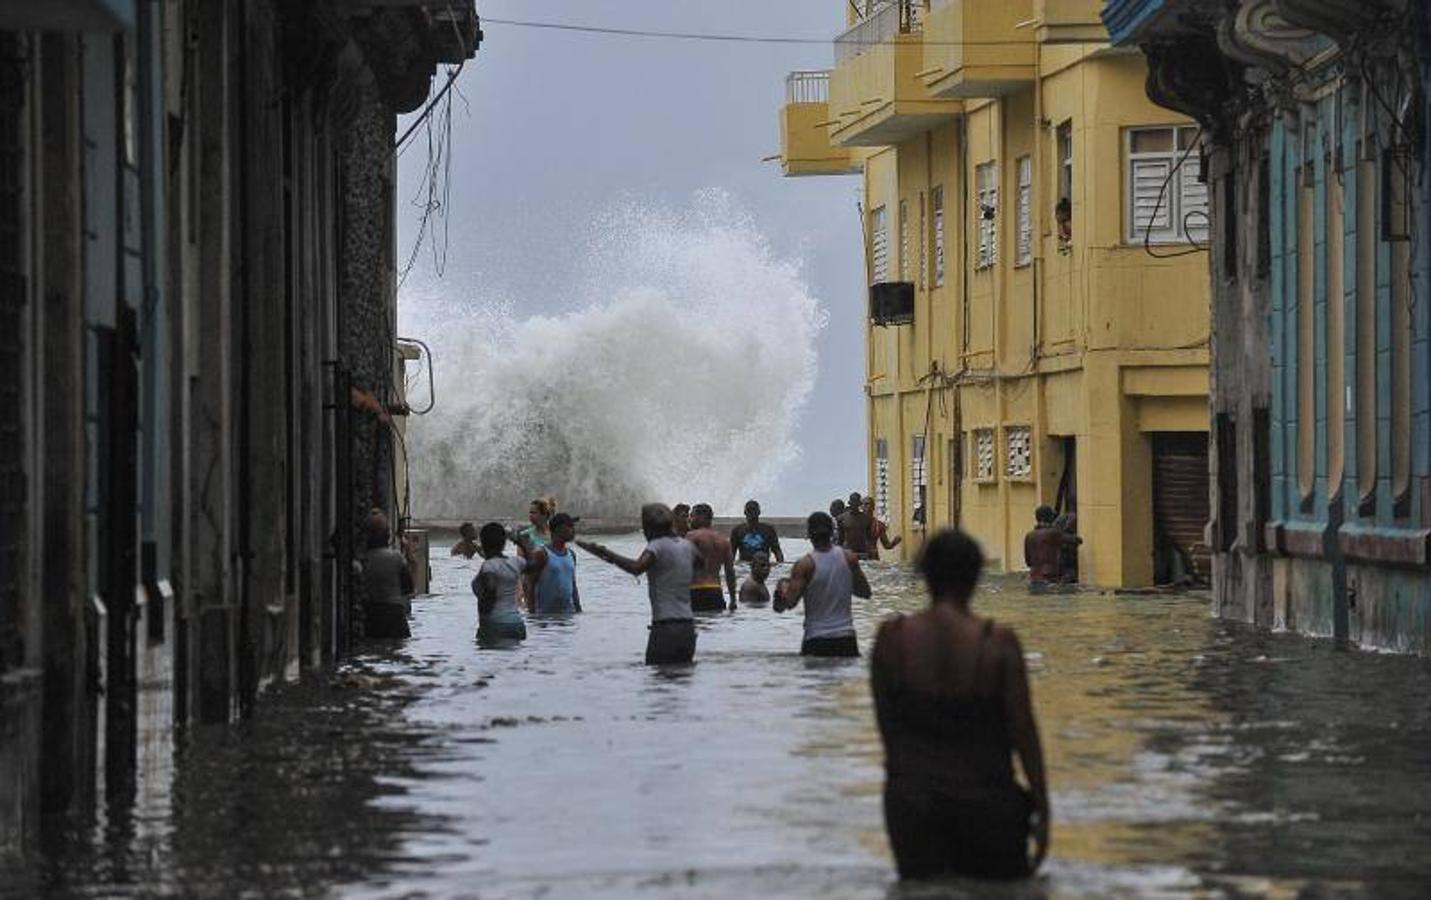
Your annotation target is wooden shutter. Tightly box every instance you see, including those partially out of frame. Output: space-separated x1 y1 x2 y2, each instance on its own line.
1131 157 1174 241
871 206 889 283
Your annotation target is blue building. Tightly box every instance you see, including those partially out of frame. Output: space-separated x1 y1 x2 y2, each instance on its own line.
1104 0 1431 651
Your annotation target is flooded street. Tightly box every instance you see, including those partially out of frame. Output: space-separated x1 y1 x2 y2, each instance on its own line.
10 535 1431 898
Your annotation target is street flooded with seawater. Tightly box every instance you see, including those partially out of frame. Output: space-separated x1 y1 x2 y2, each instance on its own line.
9 535 1431 898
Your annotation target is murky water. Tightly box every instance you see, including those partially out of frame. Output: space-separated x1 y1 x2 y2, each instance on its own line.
8 535 1431 898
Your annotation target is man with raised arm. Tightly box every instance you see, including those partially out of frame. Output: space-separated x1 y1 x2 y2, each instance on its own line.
685 503 738 612
578 503 703 665
774 511 872 657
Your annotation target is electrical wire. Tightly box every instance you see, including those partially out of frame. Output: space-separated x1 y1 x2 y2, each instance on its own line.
482 16 1048 47
1141 126 1209 259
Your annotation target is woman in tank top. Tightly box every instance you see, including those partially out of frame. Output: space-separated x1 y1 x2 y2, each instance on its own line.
871 528 1050 880
578 503 701 665
472 522 528 646
774 511 871 657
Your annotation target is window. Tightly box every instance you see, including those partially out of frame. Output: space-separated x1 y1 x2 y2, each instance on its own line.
976 161 998 269
1016 157 1033 266
1057 121 1073 206
899 199 911 282
875 438 890 519
870 205 889 283
973 428 996 482
1005 426 1032 480
911 434 927 525
932 185 945 286
1127 125 1208 244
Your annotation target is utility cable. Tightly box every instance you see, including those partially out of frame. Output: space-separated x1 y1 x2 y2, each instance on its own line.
482 17 1047 47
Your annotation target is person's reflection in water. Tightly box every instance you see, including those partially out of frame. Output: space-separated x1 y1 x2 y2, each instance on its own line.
871 529 1050 881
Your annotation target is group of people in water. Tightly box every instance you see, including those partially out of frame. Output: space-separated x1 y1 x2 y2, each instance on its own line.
369 494 1050 880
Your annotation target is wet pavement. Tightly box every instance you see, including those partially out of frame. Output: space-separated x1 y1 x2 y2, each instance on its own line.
7 534 1431 898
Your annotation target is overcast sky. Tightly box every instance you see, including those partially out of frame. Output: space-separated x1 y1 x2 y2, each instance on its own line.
396 1 866 516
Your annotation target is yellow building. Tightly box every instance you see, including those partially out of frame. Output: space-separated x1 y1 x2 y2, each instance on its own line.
777 0 1211 587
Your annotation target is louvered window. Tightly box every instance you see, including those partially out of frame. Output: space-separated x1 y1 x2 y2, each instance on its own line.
870 205 889 283
911 434 927 525
976 161 998 270
899 199 910 281
932 185 945 286
1016 156 1032 267
875 437 890 519
1127 125 1207 244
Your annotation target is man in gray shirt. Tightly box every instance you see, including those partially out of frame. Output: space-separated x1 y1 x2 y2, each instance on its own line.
579 503 702 665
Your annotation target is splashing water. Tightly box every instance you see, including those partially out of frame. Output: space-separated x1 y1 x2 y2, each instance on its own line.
400 192 826 520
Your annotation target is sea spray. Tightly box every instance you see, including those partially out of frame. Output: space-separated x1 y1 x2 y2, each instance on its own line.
400 191 826 520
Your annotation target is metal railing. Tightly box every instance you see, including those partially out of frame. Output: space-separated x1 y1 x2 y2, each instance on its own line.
786 70 831 104
835 1 927 65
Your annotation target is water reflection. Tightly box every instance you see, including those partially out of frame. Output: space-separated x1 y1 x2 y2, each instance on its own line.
6 533 1431 897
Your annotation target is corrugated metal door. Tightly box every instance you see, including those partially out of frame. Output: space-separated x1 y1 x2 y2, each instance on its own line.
1152 433 1210 583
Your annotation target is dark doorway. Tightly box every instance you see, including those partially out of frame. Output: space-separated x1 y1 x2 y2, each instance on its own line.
1152 432 1211 585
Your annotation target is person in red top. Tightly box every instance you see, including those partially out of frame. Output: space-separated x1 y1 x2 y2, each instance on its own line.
1024 505 1080 592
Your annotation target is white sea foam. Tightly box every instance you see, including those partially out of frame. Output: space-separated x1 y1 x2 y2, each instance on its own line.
399 191 826 520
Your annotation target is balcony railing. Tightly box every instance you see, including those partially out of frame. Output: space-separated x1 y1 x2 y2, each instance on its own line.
835 1 928 66
786 70 831 104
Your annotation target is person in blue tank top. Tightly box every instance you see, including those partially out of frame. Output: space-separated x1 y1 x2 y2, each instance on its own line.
513 513 581 615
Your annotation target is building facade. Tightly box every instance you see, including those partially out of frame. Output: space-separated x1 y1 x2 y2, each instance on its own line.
0 0 477 858
1104 0 1431 652
778 0 1212 586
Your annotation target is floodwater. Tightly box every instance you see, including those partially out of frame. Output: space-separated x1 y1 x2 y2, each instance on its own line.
8 534 1431 898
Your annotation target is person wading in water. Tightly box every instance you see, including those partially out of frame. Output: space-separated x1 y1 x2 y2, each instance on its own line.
472 522 528 646
672 503 691 538
450 522 480 559
684 503 737 612
730 499 784 563
840 492 902 560
579 504 701 665
362 510 415 639
871 528 1049 880
1024 505 1077 593
773 511 871 657
513 513 581 615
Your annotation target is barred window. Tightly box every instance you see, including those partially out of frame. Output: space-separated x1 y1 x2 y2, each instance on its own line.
875 437 890 519
870 205 889 283
932 185 945 286
911 434 927 525
1016 156 1032 267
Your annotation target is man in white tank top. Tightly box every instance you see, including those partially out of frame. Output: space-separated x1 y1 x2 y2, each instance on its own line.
774 511 871 657
578 503 704 665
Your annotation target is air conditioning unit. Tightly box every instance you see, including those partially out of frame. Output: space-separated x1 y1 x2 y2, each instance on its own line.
870 281 914 327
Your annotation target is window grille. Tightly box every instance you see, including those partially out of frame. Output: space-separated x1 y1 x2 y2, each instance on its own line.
1127 125 1207 244
870 205 889 283
1006 426 1033 480
1057 121 1073 205
1016 157 1032 266
973 429 996 482
976 162 998 269
932 185 945 286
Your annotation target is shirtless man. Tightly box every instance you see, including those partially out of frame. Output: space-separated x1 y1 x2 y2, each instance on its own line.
672 503 691 538
1024 505 1079 592
739 551 772 606
685 503 738 612
840 493 903 560
450 522 480 559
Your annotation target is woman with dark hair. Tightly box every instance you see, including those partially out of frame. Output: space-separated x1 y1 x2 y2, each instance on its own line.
871 528 1049 880
362 510 414 639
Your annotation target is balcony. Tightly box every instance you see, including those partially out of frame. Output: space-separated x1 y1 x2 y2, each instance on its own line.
922 0 1037 99
828 1 962 148
778 72 860 177
1036 0 1109 44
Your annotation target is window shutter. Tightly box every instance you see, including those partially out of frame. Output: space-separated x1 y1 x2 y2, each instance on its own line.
871 206 889 282
1016 157 1032 265
899 200 910 281
1131 158 1174 241
987 185 998 265
932 187 945 286
1180 153 1209 243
